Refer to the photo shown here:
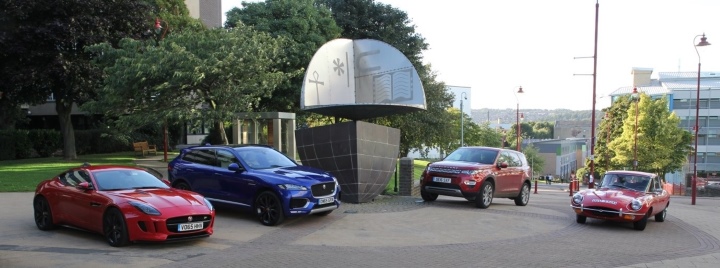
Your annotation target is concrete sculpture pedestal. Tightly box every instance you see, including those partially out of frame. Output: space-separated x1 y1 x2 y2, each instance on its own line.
296 121 400 203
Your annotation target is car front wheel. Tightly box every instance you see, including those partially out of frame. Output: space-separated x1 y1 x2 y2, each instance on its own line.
421 188 438 202
33 196 57 230
576 214 586 224
173 181 191 191
654 207 667 222
103 208 129 247
475 181 493 209
255 191 285 226
514 183 530 206
633 212 649 231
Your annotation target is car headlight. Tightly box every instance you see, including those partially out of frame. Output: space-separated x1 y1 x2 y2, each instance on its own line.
278 184 308 191
460 170 481 175
203 197 214 211
129 201 161 216
630 199 642 211
572 193 584 205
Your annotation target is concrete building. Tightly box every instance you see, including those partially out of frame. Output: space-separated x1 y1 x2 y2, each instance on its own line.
184 0 222 28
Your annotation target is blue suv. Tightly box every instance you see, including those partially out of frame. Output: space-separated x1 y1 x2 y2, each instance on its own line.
168 144 340 226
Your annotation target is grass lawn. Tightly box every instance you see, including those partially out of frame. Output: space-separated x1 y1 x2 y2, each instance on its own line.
384 159 430 195
0 152 153 192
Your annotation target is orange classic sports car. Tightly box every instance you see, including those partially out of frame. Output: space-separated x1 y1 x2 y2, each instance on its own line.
571 170 670 231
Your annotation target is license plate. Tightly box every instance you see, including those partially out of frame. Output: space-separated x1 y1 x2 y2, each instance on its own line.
318 197 334 205
433 177 451 183
178 222 204 232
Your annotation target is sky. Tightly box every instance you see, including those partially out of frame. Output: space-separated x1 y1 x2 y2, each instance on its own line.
221 0 720 111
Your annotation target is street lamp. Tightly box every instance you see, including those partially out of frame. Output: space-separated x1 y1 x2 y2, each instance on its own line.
154 18 170 162
460 92 468 147
513 86 524 151
692 33 710 205
631 87 639 170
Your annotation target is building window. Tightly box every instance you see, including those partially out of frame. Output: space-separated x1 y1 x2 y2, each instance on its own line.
709 98 720 109
673 99 691 109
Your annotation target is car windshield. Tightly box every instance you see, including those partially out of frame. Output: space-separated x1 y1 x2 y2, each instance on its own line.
93 169 169 191
600 174 651 192
444 148 498 165
235 147 297 170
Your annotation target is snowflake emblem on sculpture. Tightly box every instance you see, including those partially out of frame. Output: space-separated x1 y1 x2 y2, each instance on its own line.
333 58 345 76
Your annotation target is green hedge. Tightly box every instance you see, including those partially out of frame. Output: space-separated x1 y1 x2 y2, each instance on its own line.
0 129 132 160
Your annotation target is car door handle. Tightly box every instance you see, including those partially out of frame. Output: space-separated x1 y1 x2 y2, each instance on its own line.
90 202 101 207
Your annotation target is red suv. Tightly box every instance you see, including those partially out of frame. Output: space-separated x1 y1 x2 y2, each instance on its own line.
420 147 531 208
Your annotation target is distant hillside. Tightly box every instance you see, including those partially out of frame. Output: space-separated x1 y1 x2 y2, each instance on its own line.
471 108 596 124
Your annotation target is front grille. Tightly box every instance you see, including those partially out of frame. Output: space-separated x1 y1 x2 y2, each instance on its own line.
166 214 212 233
425 181 462 190
586 206 620 217
428 166 462 174
311 182 336 197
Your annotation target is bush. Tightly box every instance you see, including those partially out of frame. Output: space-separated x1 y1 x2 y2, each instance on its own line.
75 129 131 154
28 129 62 157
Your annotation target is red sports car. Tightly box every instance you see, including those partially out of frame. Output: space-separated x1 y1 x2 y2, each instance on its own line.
33 164 215 247
571 170 670 231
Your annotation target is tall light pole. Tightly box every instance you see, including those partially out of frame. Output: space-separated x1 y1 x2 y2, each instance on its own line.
513 86 524 151
631 87 639 170
588 0 600 189
460 92 467 147
154 18 170 162
692 33 711 205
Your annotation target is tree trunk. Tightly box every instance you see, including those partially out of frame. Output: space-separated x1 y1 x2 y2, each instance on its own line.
0 100 17 130
215 120 229 145
56 98 77 160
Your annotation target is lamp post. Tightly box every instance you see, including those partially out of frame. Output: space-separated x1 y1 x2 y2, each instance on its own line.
588 0 600 189
154 18 170 162
513 86 524 151
460 92 468 147
692 33 711 205
631 87 639 170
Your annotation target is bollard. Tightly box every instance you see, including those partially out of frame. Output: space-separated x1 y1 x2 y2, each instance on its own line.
569 180 575 196
534 179 538 194
575 179 580 192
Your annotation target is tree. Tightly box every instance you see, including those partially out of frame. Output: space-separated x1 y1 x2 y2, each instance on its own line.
0 0 155 159
225 0 341 113
529 121 554 139
594 96 632 175
320 0 456 156
85 25 290 145
641 95 692 178
607 93 691 178
523 144 544 179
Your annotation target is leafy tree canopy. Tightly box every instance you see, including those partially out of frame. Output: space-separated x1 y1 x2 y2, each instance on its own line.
85 24 292 143
0 0 155 158
225 0 341 112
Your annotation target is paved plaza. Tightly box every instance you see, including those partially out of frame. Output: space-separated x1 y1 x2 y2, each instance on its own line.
0 157 718 268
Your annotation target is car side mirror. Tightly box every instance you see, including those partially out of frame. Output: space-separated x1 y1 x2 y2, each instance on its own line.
76 182 94 191
496 162 508 169
228 163 244 172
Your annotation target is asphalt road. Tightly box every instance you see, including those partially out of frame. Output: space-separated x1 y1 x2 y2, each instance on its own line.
1 184 719 268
